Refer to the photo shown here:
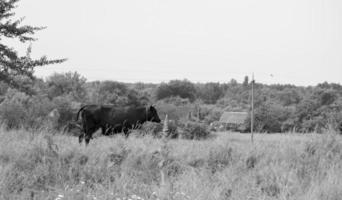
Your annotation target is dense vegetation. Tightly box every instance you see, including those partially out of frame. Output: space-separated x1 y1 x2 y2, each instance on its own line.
0 72 341 134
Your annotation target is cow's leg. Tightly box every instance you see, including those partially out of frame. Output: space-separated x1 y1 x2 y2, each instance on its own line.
78 133 84 144
123 127 129 138
85 127 96 145
101 125 107 135
83 123 97 145
85 134 91 145
78 123 86 144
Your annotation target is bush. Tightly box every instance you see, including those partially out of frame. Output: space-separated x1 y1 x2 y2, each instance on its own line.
165 120 179 138
0 90 53 130
139 122 163 137
139 121 179 139
0 90 28 129
180 122 210 140
52 96 79 130
0 100 27 129
46 72 87 101
199 105 222 124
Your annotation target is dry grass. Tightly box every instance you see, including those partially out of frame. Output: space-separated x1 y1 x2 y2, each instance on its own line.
0 128 341 200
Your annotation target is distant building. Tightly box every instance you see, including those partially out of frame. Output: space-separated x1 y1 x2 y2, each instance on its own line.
219 111 248 132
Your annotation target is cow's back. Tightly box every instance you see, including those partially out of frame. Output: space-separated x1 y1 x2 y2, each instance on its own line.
102 105 146 126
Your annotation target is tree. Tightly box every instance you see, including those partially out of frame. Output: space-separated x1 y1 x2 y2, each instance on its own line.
319 90 337 106
197 82 224 104
156 80 197 102
0 0 65 92
243 76 249 88
278 88 301 106
46 72 86 101
97 81 128 104
245 101 292 133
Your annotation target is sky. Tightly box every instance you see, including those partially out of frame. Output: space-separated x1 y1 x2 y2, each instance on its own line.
9 0 342 86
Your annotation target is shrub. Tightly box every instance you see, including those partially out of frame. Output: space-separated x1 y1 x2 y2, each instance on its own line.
180 122 210 140
46 72 87 101
139 122 163 137
140 121 178 139
0 90 29 129
0 89 57 130
25 96 54 129
52 95 79 130
166 120 179 138
200 106 222 124
0 100 27 129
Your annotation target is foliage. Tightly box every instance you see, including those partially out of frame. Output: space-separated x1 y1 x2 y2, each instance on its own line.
277 88 301 106
196 82 225 104
46 72 86 101
180 122 210 139
52 96 78 130
0 90 28 129
156 80 197 102
0 0 65 92
139 120 178 138
0 71 342 133
139 121 163 137
199 105 222 124
86 81 149 107
0 89 53 129
246 101 294 133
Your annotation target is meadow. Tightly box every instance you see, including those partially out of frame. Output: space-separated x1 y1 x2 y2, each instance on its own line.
0 129 342 200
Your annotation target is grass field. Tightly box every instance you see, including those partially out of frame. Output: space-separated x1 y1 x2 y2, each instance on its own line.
0 128 341 200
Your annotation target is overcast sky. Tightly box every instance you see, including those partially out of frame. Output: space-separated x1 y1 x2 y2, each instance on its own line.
11 0 342 86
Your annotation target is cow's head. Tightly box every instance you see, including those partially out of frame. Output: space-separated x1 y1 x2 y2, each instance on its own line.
147 105 161 123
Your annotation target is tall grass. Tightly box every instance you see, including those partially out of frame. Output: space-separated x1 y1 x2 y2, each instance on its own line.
0 128 341 200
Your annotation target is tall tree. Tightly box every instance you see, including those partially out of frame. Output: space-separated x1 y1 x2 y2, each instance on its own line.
156 80 197 102
0 0 65 92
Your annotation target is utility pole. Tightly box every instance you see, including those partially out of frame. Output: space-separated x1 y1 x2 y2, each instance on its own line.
251 73 254 143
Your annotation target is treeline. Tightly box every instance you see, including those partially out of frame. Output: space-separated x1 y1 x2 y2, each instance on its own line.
0 72 341 133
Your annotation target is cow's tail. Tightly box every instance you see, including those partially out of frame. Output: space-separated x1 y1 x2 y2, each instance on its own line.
76 105 88 121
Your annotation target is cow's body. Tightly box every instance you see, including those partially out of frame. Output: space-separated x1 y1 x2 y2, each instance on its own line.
103 123 124 136
77 104 161 144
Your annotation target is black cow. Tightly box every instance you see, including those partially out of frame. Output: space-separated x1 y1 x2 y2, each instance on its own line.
76 104 161 144
103 123 123 136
